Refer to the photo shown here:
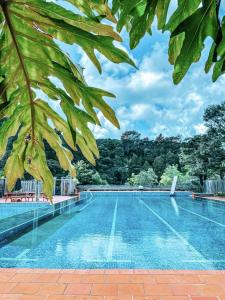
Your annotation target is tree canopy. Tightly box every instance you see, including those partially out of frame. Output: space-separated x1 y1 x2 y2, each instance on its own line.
0 0 225 197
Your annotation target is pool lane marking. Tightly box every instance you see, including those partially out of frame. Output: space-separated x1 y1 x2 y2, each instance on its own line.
86 259 131 263
16 249 30 259
176 197 225 214
183 260 225 263
0 257 37 261
107 198 118 260
78 199 95 212
177 205 225 228
159 199 225 229
139 200 211 268
192 200 225 213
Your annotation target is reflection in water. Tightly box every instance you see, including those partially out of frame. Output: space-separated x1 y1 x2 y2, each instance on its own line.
170 197 180 216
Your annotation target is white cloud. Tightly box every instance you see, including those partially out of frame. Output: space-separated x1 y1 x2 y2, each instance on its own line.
194 123 207 135
74 33 225 140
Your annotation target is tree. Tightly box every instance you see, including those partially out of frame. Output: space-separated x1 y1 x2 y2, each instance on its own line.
153 156 166 181
180 134 225 186
121 131 141 156
75 160 106 185
128 168 158 186
204 102 225 137
160 165 186 186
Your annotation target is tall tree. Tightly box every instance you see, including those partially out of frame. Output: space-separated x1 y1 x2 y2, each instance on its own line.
204 101 225 137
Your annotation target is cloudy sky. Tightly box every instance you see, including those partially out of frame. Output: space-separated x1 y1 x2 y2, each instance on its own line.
60 2 225 140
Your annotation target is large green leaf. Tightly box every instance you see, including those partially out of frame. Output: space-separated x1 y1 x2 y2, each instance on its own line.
170 0 219 84
111 0 223 84
0 0 134 199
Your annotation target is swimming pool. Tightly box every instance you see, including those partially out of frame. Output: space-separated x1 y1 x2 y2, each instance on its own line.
0 203 47 220
0 192 225 270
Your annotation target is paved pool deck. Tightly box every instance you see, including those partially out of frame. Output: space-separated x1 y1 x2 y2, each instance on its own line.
0 269 225 299
198 196 225 202
0 196 75 203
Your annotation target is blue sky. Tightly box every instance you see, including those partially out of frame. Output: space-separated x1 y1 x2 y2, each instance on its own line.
59 1 225 140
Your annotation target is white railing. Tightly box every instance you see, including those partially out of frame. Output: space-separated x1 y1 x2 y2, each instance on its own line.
204 180 225 194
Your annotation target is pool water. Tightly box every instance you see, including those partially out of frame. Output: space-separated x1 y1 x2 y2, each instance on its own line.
0 203 47 220
0 192 225 269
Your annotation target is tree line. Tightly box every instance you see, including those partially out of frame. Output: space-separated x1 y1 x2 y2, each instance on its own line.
1 102 225 192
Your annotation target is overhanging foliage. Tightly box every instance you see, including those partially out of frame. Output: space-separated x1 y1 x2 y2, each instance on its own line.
0 0 133 199
112 0 223 84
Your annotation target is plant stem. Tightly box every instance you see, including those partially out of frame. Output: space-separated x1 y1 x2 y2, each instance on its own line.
1 1 35 142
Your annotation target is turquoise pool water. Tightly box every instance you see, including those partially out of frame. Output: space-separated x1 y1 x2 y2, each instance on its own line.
0 203 47 220
0 192 225 269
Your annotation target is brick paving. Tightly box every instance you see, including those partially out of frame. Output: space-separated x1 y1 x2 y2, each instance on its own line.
0 196 74 203
0 269 224 299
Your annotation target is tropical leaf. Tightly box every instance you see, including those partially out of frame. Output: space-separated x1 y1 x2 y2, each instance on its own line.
0 0 134 199
113 0 173 49
111 0 223 84
170 0 219 84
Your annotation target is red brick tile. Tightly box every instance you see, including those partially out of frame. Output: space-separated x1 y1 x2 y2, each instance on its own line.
73 270 90 275
105 297 132 300
9 273 41 283
0 268 16 273
199 275 225 284
134 270 150 274
105 270 120 274
191 297 218 300
15 268 43 274
65 284 92 295
0 282 17 293
148 271 176 275
144 284 174 295
155 275 178 284
118 270 134 274
80 275 105 283
46 269 62 273
201 284 225 296
36 273 60 282
38 283 66 295
171 284 203 296
59 270 75 274
176 275 201 284
10 283 41 294
105 275 131 283
0 272 15 282
0 295 23 300
59 274 82 283
161 297 190 300
89 270 105 274
118 283 144 296
130 275 156 284
136 296 191 300
47 296 76 300
15 269 34 273
134 297 161 300
75 297 104 300
20 296 46 300
91 284 117 296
